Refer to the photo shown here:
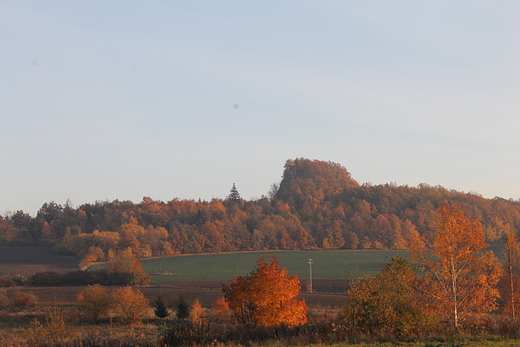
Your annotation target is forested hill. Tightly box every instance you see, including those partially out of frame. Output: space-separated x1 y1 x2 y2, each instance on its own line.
1 158 519 261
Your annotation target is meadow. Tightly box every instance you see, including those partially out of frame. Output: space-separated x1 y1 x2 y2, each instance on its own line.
139 249 408 282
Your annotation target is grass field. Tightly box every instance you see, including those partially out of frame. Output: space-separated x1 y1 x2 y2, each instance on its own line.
139 249 407 282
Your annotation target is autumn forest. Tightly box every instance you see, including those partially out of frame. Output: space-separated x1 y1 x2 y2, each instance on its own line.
1 158 519 265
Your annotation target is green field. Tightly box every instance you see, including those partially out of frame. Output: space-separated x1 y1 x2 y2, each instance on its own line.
140 250 407 282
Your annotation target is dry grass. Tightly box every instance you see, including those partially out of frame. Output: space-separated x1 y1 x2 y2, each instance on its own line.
0 304 161 346
2 304 520 347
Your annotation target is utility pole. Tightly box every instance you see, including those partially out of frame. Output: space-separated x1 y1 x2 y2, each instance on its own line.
308 258 313 293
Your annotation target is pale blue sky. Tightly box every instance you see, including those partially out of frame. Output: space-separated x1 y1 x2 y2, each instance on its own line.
2 1 520 215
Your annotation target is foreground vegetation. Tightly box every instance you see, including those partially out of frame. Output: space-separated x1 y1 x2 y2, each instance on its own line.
2 285 520 347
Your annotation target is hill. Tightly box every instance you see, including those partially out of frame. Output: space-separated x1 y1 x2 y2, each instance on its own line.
1 158 519 261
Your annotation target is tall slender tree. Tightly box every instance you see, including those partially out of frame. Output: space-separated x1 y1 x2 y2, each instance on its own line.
409 202 502 330
502 228 520 318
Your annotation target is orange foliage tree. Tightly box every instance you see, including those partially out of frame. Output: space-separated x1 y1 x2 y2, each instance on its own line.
210 297 232 323
409 202 502 330
112 286 150 324
105 248 152 285
77 284 112 323
222 256 307 327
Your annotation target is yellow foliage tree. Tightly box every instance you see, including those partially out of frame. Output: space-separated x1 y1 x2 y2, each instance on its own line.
222 256 308 327
112 286 150 324
105 248 152 285
77 284 112 323
28 308 68 345
189 298 205 325
409 202 502 330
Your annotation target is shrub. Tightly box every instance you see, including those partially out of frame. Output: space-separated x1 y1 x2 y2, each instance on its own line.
0 288 8 308
12 291 38 308
60 270 90 286
163 321 226 347
27 308 68 345
29 271 62 286
0 276 26 287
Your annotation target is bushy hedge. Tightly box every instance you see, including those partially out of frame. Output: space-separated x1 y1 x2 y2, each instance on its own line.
0 275 27 287
26 269 148 287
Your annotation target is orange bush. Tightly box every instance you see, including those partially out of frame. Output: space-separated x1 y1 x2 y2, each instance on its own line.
12 292 37 308
223 256 307 327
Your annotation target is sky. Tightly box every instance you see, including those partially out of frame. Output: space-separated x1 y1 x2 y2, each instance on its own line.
2 1 520 215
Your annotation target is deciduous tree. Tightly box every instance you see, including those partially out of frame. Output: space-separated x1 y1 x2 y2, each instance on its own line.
339 256 432 337
112 286 150 324
502 227 520 318
189 298 205 325
222 256 307 327
409 202 502 330
77 284 112 323
210 296 232 323
104 248 152 285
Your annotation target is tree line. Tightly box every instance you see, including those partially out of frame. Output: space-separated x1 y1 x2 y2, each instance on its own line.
1 158 519 262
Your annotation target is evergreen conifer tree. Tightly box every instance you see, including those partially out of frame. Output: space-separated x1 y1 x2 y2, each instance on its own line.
228 183 241 201
175 295 190 319
154 296 170 319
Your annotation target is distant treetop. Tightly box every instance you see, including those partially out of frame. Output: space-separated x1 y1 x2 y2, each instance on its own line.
227 183 241 202
275 158 359 209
